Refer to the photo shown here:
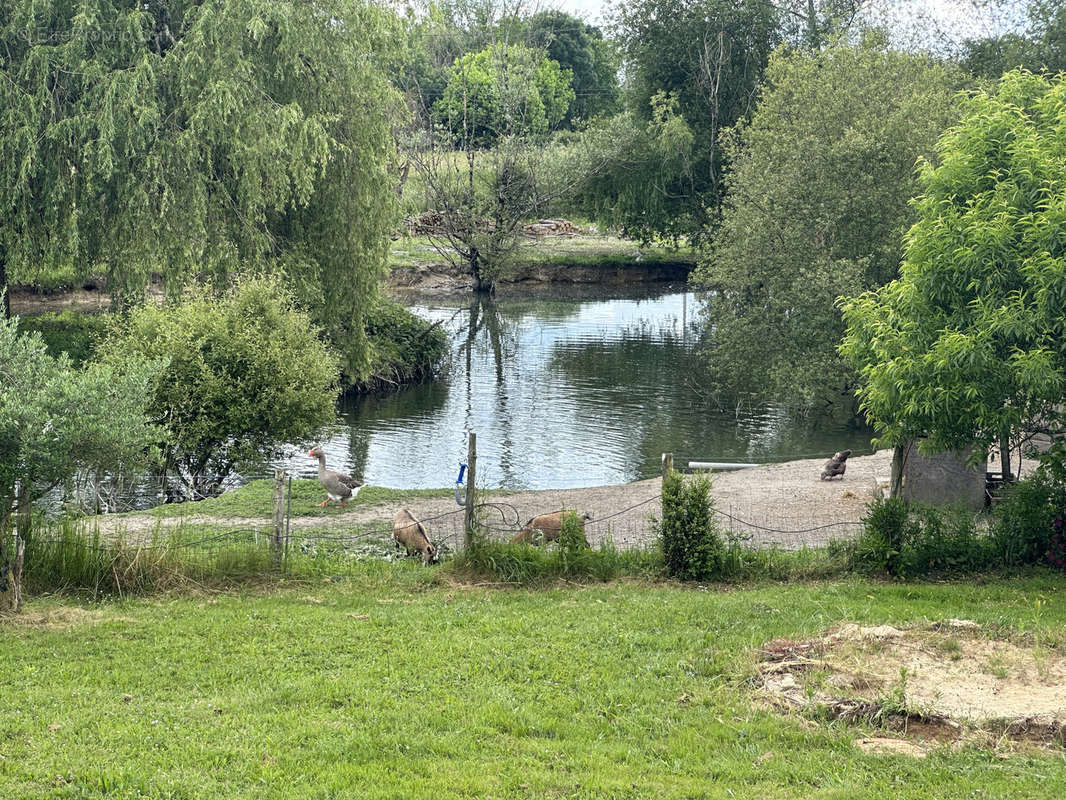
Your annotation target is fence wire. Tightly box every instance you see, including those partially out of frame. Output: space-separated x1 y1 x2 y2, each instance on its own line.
21 467 872 581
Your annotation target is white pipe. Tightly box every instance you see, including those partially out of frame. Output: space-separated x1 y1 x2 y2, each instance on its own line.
687 461 760 471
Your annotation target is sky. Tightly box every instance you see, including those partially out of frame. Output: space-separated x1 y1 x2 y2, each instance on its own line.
544 0 1026 43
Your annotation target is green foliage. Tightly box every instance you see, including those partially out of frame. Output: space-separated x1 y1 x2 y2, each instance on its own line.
991 441 1066 566
0 311 159 608
855 496 910 575
840 69 1066 457
603 0 781 236
695 40 963 408
0 1 401 381
961 0 1066 78
0 312 160 527
435 42 574 144
361 296 448 391
856 498 993 578
656 469 723 581
15 311 109 366
527 11 620 126
450 530 658 586
570 103 701 244
96 278 339 499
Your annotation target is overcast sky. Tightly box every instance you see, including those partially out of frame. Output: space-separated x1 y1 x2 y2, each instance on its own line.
545 0 1026 43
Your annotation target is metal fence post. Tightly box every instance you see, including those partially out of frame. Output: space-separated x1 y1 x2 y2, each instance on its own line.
464 432 477 548
272 469 286 567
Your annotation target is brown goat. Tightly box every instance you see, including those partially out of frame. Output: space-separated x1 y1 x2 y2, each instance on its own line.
392 508 438 564
512 511 592 547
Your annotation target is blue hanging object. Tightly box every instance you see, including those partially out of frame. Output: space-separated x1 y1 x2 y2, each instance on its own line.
455 462 467 506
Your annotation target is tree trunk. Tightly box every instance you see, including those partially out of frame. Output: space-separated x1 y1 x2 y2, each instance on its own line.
889 443 906 499
806 0 821 50
1 252 9 319
469 246 487 293
1000 432 1012 482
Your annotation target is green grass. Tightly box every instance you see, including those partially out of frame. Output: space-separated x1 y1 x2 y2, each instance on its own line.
2 574 1065 798
129 479 455 520
389 233 696 274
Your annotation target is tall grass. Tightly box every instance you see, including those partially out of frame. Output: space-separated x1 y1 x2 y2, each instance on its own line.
22 519 277 600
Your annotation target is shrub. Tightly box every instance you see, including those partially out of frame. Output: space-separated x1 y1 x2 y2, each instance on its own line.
96 277 339 500
359 297 448 391
656 470 723 581
991 442 1066 567
855 496 910 575
856 498 991 578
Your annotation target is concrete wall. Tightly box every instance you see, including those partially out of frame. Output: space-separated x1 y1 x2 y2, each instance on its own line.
898 442 986 510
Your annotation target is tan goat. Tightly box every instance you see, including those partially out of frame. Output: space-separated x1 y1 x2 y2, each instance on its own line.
392 508 438 564
511 511 592 547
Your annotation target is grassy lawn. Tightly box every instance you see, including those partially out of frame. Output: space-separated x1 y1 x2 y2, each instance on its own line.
2 573 1065 799
389 233 696 273
123 479 455 521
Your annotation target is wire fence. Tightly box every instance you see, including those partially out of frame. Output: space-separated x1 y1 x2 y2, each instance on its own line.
16 458 875 587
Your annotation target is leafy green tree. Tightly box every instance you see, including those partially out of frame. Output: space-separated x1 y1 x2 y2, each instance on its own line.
598 0 781 238
961 0 1066 78
569 96 699 243
840 70 1066 480
0 1 400 382
96 278 340 500
527 10 620 126
435 42 574 144
0 306 160 610
693 41 962 408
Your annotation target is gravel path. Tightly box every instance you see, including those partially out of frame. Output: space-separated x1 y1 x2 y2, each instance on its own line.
93 451 895 550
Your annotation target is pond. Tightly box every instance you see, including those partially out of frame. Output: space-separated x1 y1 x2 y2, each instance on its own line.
280 286 874 490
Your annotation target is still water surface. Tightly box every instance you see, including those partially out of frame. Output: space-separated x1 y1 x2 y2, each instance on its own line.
282 286 873 490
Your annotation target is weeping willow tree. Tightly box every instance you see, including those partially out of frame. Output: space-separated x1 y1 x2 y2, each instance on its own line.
0 1 402 381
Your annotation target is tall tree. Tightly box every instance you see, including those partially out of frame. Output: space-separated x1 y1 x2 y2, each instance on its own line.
840 70 1066 479
692 39 963 408
0 1 401 381
435 42 575 144
602 0 781 238
527 10 621 126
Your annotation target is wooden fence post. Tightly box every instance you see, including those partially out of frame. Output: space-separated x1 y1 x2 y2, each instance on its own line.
661 452 673 479
464 432 477 548
272 469 286 566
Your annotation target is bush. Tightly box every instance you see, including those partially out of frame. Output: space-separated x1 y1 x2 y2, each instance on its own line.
96 277 340 500
855 496 909 575
991 442 1066 567
359 297 448 391
856 497 991 578
656 470 723 581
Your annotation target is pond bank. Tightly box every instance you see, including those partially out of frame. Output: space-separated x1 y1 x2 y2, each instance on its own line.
386 231 696 295
387 258 693 294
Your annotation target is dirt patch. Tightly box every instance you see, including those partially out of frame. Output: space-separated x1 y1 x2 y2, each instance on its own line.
758 621 1066 748
854 737 929 758
1 607 138 630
